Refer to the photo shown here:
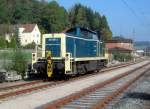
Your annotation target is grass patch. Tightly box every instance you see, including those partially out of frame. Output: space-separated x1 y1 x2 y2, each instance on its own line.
0 50 32 60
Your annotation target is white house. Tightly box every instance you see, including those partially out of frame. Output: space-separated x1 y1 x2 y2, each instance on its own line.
18 24 41 46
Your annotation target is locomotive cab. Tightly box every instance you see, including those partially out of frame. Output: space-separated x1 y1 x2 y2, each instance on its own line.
32 27 108 78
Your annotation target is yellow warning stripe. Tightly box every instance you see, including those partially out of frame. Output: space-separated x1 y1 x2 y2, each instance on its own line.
46 51 53 77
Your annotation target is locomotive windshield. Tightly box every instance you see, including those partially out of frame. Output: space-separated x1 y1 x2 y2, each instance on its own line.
45 38 61 57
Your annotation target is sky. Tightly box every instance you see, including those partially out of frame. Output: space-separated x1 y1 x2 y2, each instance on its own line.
48 0 150 41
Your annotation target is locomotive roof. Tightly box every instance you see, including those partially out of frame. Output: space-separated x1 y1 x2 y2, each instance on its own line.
63 27 97 35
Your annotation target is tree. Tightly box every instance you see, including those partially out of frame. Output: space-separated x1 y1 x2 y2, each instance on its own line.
0 0 14 24
2 52 12 72
0 36 7 48
92 12 101 30
69 4 88 27
100 16 109 29
23 42 36 49
15 28 21 48
100 28 112 41
69 4 112 40
8 36 17 48
40 1 69 33
12 48 27 79
0 1 112 40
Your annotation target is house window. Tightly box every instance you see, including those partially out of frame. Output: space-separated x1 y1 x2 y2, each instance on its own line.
25 40 27 42
37 34 39 37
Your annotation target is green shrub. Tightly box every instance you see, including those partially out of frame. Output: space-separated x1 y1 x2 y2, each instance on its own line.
12 48 27 79
23 42 35 49
113 53 133 62
8 37 17 48
0 36 7 48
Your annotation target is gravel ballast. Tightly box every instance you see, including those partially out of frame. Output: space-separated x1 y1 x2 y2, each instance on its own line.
105 68 150 109
0 61 149 109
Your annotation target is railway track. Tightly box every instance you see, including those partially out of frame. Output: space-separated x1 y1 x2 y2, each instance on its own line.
43 62 150 109
0 81 63 100
0 80 43 91
0 62 132 91
0 61 144 101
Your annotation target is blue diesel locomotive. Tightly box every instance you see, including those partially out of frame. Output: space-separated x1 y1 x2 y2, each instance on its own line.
32 27 108 78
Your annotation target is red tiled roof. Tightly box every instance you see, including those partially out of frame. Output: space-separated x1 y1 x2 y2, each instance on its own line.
18 24 36 33
108 47 133 51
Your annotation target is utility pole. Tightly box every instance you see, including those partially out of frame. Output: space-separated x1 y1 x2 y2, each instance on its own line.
132 28 135 61
132 28 135 41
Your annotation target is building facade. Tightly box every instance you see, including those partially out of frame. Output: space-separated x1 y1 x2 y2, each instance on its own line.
18 24 41 46
105 37 134 61
106 40 133 51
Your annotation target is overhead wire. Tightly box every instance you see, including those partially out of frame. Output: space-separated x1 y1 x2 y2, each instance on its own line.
120 0 149 28
120 0 150 40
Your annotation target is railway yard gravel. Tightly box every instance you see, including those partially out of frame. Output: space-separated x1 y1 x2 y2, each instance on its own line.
0 60 149 109
104 67 150 109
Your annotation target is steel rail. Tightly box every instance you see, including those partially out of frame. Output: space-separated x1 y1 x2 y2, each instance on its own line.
43 62 150 109
91 68 150 109
0 60 144 101
0 62 131 91
0 80 43 91
0 81 63 100
0 59 141 91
